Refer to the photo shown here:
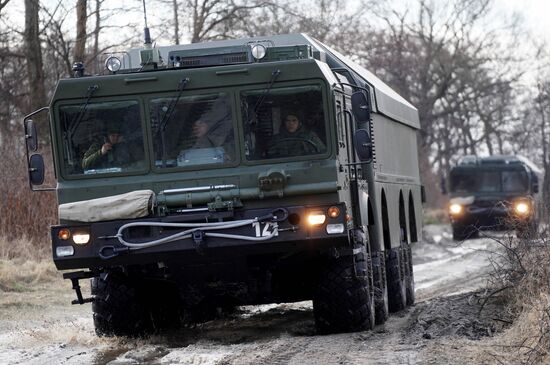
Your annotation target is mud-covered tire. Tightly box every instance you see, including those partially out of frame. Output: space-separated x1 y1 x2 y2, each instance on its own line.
313 249 375 334
386 248 406 313
372 251 389 325
91 272 153 337
404 244 415 306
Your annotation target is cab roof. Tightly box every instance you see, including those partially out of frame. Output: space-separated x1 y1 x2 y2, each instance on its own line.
124 34 420 129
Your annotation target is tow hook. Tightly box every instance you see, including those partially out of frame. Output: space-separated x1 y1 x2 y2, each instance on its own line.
193 230 206 253
99 245 130 259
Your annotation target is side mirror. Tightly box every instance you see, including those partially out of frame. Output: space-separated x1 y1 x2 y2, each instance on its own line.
351 91 371 124
440 175 448 195
25 119 38 152
29 153 45 186
353 129 373 163
532 172 539 194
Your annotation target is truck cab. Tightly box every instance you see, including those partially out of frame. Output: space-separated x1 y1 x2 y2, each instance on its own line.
23 34 423 336
447 155 540 240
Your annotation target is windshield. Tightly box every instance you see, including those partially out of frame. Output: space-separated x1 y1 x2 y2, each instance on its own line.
450 169 528 193
241 85 327 160
59 100 146 175
150 93 235 168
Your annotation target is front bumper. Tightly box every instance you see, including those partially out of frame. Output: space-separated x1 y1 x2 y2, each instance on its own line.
51 204 348 270
449 199 534 229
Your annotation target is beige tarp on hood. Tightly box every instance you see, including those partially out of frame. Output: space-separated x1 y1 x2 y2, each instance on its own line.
58 190 155 222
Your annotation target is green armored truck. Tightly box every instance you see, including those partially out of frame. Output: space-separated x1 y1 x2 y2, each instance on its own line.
447 155 540 240
23 33 423 335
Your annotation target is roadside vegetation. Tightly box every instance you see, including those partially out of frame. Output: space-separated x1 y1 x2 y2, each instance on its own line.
478 225 550 364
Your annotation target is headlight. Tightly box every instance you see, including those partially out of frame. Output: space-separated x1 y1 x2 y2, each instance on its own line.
514 202 530 215
449 203 463 215
308 212 326 226
72 232 90 245
105 56 122 72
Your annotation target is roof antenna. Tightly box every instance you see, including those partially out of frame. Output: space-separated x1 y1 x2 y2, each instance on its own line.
142 0 152 46
139 0 160 68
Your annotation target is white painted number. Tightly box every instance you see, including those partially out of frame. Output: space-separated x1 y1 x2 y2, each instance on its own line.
252 222 279 237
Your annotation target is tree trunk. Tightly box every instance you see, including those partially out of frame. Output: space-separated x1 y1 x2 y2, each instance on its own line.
173 0 180 44
74 0 87 64
24 0 46 111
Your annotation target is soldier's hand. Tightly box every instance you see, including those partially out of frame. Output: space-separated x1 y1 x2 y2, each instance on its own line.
101 143 112 155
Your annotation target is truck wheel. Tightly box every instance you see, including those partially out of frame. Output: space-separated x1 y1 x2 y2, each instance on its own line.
313 248 375 334
404 244 415 306
372 251 389 325
385 248 406 313
91 272 152 337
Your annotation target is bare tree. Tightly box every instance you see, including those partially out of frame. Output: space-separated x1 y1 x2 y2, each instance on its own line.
362 0 523 206
24 0 46 112
535 81 550 211
0 0 10 13
73 0 86 64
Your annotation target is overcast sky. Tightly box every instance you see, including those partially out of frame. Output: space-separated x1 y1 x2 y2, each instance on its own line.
3 0 550 46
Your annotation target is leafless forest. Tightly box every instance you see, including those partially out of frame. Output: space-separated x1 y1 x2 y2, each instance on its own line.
0 1 549 363
0 0 549 243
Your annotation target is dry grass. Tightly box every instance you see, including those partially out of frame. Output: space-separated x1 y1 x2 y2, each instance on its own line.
479 230 550 364
0 236 56 292
423 208 448 225
0 132 57 245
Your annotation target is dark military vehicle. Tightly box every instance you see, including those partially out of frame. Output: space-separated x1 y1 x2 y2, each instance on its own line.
447 155 540 240
23 33 423 335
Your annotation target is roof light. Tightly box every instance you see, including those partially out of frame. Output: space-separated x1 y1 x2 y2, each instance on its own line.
251 44 266 60
105 56 122 72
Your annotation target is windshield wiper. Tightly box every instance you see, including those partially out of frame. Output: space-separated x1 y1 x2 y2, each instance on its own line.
252 69 281 114
63 84 99 165
157 78 190 166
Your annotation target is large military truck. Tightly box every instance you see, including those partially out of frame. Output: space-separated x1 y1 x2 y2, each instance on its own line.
446 155 540 240
23 34 423 336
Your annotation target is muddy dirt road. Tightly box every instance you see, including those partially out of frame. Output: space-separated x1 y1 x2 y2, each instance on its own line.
0 225 511 364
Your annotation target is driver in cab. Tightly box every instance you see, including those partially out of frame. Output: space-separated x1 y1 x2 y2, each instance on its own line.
268 113 325 157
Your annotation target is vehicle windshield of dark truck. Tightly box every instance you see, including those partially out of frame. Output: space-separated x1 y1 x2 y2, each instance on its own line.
449 169 528 194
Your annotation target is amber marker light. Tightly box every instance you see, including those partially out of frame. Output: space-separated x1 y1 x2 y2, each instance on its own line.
449 203 463 215
58 228 71 240
327 206 340 218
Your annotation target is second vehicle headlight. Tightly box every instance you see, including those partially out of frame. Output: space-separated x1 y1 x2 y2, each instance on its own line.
514 201 530 215
449 203 463 215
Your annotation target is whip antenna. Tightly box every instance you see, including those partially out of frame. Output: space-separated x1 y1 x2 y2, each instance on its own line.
142 0 151 45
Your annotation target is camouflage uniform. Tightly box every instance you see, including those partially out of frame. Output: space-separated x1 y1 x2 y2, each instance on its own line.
82 139 131 169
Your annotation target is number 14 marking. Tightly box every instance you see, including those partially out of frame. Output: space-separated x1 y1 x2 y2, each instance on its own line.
252 222 279 237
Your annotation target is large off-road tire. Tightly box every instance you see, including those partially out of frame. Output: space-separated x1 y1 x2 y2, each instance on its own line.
91 272 153 337
313 247 375 334
403 244 415 306
385 248 406 313
372 251 389 325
